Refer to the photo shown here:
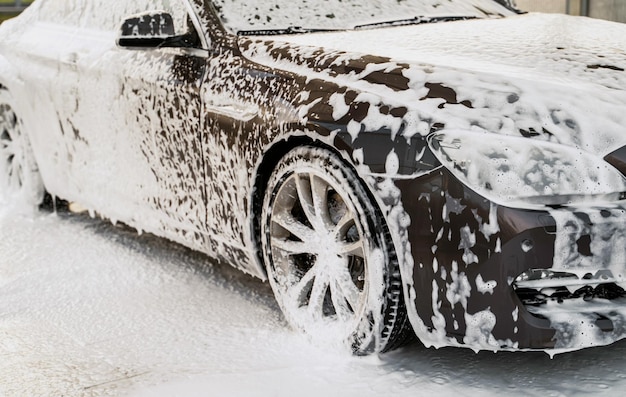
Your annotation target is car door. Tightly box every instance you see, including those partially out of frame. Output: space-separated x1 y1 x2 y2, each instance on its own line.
111 3 209 246
26 0 208 247
8 0 117 204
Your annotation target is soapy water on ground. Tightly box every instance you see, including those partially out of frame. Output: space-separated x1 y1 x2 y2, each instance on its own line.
1 205 626 396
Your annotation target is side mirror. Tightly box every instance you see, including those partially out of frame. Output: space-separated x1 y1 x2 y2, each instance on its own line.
117 11 177 48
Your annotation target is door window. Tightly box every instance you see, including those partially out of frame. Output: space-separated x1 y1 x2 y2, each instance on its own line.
37 0 190 34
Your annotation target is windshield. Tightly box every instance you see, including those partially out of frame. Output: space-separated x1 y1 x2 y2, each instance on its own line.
211 0 516 35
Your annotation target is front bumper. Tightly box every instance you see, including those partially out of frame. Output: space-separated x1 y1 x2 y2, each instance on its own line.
396 168 626 351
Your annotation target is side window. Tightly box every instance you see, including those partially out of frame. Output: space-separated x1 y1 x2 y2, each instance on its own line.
128 0 189 35
37 0 190 34
35 0 84 26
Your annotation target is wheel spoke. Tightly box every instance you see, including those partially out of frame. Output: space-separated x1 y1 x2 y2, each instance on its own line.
0 113 13 131
334 268 362 312
0 134 8 149
294 173 317 226
1 133 14 152
330 279 353 321
272 210 316 242
7 162 21 189
1 122 22 190
338 240 365 258
334 211 355 237
271 237 311 256
310 175 334 228
287 265 318 307
307 272 329 316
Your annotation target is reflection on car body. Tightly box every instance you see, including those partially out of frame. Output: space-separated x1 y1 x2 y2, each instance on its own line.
2 0 626 355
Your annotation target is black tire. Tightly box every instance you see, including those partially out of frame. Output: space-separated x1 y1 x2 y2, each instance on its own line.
0 89 44 208
260 146 409 355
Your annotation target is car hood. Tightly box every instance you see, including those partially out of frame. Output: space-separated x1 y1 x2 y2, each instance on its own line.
261 13 626 91
240 13 626 158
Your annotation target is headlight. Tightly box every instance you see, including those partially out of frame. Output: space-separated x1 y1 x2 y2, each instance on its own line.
428 130 626 206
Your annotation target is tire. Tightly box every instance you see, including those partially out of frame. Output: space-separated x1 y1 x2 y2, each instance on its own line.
261 146 409 355
0 89 44 209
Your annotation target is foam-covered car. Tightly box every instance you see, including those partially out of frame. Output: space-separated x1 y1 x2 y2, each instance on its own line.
2 0 626 354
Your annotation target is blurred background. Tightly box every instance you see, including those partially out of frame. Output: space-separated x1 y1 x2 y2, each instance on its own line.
0 0 624 24
0 0 31 23
516 0 626 23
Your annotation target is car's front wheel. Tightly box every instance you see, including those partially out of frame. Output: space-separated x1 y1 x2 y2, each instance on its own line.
0 89 44 209
261 146 409 355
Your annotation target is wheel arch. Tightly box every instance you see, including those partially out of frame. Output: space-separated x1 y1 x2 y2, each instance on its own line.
250 137 414 353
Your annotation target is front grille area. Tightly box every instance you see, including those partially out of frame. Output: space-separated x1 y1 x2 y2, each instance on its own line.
513 268 626 307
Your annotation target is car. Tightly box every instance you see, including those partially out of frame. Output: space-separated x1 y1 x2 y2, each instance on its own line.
2 0 626 355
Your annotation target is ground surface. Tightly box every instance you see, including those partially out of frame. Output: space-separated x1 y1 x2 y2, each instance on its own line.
1 206 626 396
